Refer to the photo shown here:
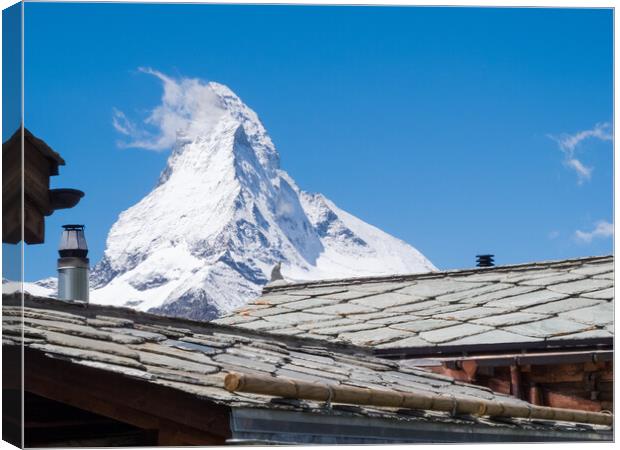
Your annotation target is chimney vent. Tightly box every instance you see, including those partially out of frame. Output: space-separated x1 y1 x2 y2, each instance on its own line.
476 254 495 267
57 224 89 302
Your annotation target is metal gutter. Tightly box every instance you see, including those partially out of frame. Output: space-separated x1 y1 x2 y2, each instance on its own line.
230 408 612 444
374 338 613 359
411 349 614 368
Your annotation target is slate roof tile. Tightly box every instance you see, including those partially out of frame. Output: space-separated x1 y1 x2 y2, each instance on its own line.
181 335 235 349
505 318 591 338
286 287 349 297
339 327 412 346
315 322 382 335
254 293 311 305
548 329 613 340
280 297 338 310
218 255 613 350
102 327 168 342
30 343 146 369
413 303 474 317
351 292 425 309
592 272 614 280
521 297 603 315
473 312 550 327
3 295 612 434
138 350 220 374
145 366 224 387
241 306 292 317
433 283 515 303
397 279 486 298
547 279 613 295
211 314 258 326
435 306 511 321
456 285 540 305
570 264 615 276
376 335 430 349
441 329 539 346
95 315 134 327
306 302 377 315
484 289 568 309
348 281 417 293
503 270 563 283
420 323 494 344
295 317 359 331
366 314 419 325
211 353 276 374
346 311 401 321
42 329 140 359
315 290 381 301
235 320 285 332
388 318 455 333
268 327 305 336
135 341 220 363
558 302 614 326
261 312 327 326
582 288 614 300
24 317 145 344
77 360 155 381
382 300 444 314
164 338 220 355
519 273 587 286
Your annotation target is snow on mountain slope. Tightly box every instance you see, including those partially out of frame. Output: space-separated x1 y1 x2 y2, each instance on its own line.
89 73 436 320
4 277 57 297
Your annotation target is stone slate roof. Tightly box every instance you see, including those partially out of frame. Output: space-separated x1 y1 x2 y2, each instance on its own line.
215 256 613 352
1 295 609 435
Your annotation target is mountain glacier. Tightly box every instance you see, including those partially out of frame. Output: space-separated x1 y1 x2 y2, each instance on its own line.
85 78 435 320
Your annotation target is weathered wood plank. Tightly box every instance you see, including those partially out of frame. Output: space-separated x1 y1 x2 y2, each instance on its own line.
545 390 603 412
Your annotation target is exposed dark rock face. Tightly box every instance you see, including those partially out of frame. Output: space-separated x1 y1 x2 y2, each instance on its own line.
149 288 221 321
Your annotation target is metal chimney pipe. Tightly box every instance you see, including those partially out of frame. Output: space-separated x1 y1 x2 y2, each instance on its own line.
57 224 89 302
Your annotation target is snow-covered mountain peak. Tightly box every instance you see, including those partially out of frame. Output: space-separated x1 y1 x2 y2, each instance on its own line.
91 73 436 320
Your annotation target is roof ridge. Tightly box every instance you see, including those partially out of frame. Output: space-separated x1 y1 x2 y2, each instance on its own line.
264 254 613 293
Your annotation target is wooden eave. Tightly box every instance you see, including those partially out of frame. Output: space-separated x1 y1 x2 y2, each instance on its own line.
3 346 232 446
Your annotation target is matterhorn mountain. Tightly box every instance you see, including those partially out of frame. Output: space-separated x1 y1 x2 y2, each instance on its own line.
84 80 436 320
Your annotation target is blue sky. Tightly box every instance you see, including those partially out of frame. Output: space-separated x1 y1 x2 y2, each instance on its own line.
22 3 612 281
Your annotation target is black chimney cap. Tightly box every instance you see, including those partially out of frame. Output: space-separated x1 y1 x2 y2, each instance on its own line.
59 224 88 258
62 224 85 230
476 254 495 267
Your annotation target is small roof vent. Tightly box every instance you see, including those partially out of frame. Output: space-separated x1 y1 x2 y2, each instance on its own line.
476 254 495 267
59 224 88 258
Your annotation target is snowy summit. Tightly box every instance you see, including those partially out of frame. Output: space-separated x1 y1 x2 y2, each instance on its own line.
87 71 437 319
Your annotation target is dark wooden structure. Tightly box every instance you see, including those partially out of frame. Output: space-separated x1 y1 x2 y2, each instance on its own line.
412 345 613 413
3 348 230 447
2 127 83 245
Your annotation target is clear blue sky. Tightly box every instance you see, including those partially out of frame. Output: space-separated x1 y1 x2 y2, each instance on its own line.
22 3 613 281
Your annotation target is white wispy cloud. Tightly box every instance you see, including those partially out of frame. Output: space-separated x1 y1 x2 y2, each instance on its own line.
112 68 225 151
548 122 612 184
565 158 593 184
112 108 138 137
575 220 614 243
